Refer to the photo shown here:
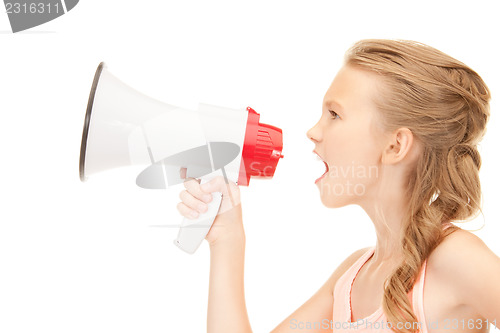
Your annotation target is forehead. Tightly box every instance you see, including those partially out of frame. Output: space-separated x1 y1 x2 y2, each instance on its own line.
323 65 381 112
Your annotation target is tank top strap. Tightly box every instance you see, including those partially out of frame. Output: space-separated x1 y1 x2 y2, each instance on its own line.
442 222 454 230
411 259 428 333
411 222 455 332
333 247 376 323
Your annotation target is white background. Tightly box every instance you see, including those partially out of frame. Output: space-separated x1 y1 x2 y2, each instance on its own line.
1 1 499 332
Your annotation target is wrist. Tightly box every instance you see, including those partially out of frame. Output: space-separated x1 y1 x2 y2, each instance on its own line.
208 229 246 251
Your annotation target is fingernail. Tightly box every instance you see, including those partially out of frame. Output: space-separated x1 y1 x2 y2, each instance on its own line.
179 167 187 179
190 211 199 218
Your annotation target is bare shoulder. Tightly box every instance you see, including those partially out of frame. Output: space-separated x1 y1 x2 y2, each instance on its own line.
342 247 372 267
428 226 500 311
429 227 497 269
269 247 373 332
327 247 372 294
337 247 372 275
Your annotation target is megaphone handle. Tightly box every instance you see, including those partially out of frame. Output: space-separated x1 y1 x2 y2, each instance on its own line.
173 176 223 254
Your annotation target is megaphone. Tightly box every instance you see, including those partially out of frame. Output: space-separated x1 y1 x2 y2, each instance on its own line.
79 62 284 254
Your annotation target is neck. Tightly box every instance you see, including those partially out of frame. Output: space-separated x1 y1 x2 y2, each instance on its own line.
363 201 406 268
358 167 409 269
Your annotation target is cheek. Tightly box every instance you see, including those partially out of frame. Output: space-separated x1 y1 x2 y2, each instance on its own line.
326 127 380 168
320 128 381 201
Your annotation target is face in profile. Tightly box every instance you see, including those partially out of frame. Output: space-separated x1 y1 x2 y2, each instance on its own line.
307 65 387 208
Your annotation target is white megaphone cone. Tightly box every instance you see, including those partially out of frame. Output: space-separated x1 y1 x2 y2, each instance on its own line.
79 62 284 254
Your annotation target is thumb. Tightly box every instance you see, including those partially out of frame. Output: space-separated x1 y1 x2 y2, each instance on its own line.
200 176 226 193
201 176 240 210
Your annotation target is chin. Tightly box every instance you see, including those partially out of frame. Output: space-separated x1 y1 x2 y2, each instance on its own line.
317 186 349 208
320 195 351 209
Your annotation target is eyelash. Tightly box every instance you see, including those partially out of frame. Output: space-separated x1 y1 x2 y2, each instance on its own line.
329 110 340 119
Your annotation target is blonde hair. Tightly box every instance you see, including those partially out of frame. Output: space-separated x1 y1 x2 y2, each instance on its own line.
344 39 490 332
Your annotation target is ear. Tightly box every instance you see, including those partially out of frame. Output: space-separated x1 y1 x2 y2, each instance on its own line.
381 127 416 165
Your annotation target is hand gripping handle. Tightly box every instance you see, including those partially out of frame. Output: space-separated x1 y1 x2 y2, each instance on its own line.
173 172 223 254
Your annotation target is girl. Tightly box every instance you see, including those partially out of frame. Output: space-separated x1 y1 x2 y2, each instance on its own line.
177 39 500 333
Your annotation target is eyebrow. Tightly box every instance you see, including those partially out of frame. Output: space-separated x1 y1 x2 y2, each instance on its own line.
324 99 344 113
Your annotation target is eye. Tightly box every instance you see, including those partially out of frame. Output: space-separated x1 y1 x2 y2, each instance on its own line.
329 110 340 119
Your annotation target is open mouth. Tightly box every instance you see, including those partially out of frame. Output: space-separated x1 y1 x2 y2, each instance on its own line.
314 152 329 183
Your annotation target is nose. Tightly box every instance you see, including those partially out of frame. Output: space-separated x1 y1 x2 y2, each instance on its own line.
306 122 321 143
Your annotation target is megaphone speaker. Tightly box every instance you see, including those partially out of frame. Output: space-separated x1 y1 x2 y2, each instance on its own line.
80 62 284 254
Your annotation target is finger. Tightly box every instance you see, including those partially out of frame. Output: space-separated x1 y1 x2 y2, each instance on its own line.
184 178 212 203
180 167 201 182
201 176 240 208
179 167 187 179
176 202 200 219
179 190 209 213
200 176 226 193
201 176 238 197
183 175 201 184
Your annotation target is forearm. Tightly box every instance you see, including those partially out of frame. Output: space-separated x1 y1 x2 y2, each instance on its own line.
207 235 252 333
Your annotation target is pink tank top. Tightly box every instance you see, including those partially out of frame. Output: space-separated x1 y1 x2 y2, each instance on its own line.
332 223 454 333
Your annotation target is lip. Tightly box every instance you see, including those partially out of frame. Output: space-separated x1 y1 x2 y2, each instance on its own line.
313 150 329 183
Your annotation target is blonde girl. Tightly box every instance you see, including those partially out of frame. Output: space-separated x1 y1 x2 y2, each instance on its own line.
177 39 500 333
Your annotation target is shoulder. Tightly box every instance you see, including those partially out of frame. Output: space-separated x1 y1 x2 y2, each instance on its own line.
345 247 373 265
327 247 372 294
428 227 500 315
339 247 372 274
428 227 496 271
428 227 497 278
